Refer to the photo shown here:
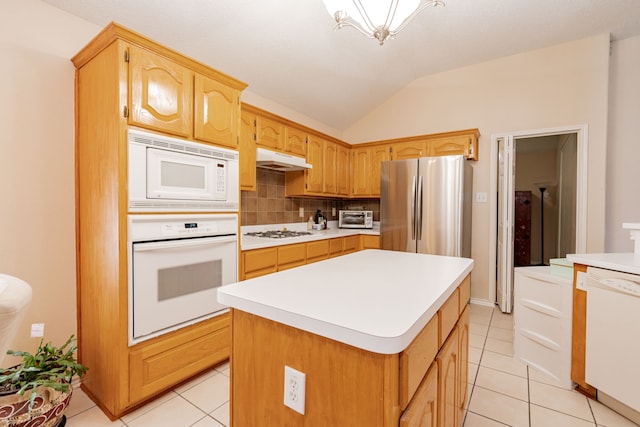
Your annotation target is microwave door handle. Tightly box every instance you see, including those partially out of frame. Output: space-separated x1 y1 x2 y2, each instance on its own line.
133 235 237 252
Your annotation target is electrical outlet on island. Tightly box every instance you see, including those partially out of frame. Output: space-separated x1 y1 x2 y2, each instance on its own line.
284 365 306 415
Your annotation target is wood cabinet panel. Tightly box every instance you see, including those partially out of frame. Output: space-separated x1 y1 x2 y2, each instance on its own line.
370 145 390 196
400 363 438 427
306 239 329 262
361 235 381 250
284 126 307 157
239 109 256 191
337 144 351 196
278 243 306 270
324 141 338 194
438 289 459 346
571 264 597 397
343 235 358 254
194 74 239 148
392 140 428 160
458 276 470 315
129 46 193 138
457 306 469 423
129 314 229 404
256 115 284 150
351 147 371 196
243 247 277 279
437 328 459 427
399 315 438 410
306 135 324 194
329 237 344 257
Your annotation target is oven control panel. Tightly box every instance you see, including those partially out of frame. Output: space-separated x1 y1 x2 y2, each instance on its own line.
128 214 238 242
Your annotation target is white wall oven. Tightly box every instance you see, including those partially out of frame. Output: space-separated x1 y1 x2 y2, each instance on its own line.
128 129 239 212
128 214 237 345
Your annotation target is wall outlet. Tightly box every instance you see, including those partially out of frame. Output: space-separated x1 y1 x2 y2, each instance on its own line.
299 207 304 218
30 323 45 338
475 192 488 203
284 365 306 415
332 207 336 216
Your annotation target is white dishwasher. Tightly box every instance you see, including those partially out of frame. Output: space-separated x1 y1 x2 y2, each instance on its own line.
514 266 573 389
585 266 640 412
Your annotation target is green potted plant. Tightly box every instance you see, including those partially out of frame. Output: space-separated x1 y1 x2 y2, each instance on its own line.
0 335 88 427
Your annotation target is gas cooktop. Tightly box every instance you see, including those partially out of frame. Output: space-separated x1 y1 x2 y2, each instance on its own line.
244 230 313 239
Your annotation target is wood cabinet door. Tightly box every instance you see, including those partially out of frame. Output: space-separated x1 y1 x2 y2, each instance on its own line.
351 147 370 196
428 136 471 159
239 110 256 191
457 306 470 423
369 145 390 196
306 135 324 194
256 115 284 150
337 144 350 196
324 141 338 195
243 247 277 279
437 328 458 427
129 46 193 137
194 74 239 148
400 363 438 427
284 126 307 157
392 140 428 160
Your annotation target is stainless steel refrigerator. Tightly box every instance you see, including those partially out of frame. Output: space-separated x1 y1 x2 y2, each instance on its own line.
380 155 472 257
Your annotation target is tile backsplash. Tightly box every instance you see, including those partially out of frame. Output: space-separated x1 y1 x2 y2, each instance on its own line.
241 169 380 226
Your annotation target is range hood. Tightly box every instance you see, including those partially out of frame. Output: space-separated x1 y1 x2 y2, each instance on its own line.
256 148 312 172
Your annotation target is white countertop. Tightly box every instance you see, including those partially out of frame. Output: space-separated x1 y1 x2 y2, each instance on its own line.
241 221 380 250
218 250 473 354
567 253 640 275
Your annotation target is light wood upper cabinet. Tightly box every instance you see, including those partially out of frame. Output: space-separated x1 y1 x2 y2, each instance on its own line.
323 140 338 194
256 115 284 150
391 140 428 160
428 131 479 160
369 145 390 196
129 46 193 137
284 126 307 157
194 74 240 148
239 109 257 191
336 144 350 196
351 146 371 196
306 135 324 194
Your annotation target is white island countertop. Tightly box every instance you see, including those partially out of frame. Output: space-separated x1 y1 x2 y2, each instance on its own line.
218 250 473 354
567 253 640 275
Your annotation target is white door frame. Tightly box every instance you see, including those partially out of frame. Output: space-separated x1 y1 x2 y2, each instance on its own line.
488 124 588 306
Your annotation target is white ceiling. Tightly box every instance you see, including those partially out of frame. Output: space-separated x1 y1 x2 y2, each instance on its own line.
43 0 640 132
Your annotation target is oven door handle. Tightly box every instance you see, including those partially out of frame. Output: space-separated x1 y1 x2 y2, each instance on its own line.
133 235 237 252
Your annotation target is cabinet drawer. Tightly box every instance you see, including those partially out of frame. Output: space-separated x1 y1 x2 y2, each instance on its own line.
343 235 358 254
438 289 459 346
129 314 230 404
329 238 344 257
243 247 277 277
400 362 438 427
458 276 470 315
360 235 380 250
306 240 329 262
399 315 438 410
278 243 306 266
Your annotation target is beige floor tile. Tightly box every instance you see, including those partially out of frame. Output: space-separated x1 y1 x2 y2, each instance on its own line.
487 326 514 342
65 387 97 418
468 386 529 427
470 304 494 317
480 350 528 378
65 406 125 426
470 332 486 349
490 315 514 330
468 362 479 384
531 404 596 426
469 346 483 364
529 380 593 421
120 391 178 424
127 395 206 427
484 337 514 356
470 312 492 326
180 372 230 414
192 416 225 427
589 399 640 427
211 401 230 426
470 322 489 336
463 411 510 426
173 368 219 394
474 367 529 401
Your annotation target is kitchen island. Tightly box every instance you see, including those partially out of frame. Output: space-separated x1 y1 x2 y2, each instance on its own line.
218 249 473 426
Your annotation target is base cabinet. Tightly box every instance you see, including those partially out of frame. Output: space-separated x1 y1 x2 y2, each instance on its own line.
230 276 470 426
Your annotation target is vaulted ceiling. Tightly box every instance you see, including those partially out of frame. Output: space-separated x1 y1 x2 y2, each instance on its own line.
43 0 640 131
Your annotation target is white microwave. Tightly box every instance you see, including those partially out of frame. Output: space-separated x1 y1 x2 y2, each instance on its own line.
128 129 239 212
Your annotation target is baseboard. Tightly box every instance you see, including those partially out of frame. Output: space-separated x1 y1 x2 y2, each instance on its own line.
470 298 495 308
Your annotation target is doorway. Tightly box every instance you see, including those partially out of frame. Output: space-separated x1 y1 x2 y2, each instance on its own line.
490 125 588 313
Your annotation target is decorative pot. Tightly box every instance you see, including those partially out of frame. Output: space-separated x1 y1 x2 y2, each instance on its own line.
0 384 72 427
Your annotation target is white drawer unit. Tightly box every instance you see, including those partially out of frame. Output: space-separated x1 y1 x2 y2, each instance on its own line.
514 266 573 389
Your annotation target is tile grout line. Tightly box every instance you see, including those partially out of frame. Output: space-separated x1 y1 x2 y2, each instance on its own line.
527 365 532 427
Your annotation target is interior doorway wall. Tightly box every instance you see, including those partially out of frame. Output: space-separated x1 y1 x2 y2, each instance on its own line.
489 125 587 311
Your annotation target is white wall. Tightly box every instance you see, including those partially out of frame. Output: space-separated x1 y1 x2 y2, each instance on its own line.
0 0 99 367
343 35 611 303
606 35 640 252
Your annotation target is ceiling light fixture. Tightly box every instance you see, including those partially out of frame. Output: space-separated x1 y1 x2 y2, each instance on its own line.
322 0 445 45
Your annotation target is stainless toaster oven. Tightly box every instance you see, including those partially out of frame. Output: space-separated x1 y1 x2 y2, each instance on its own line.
338 210 373 229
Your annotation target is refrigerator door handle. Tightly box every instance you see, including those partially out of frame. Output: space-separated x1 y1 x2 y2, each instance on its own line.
411 176 417 240
416 175 423 241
